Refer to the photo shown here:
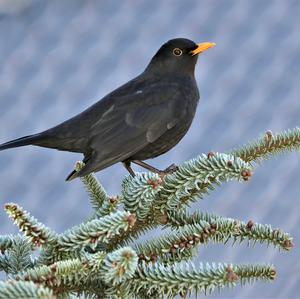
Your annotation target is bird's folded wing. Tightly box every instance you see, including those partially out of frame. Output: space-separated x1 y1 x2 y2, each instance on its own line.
89 83 186 168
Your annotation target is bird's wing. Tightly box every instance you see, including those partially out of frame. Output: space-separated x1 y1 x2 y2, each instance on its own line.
88 82 187 170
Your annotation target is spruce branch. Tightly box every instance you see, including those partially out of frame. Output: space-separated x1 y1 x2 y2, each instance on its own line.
135 219 241 264
232 127 300 163
58 211 136 251
135 222 211 262
75 161 109 209
101 247 138 285
93 196 120 218
158 153 252 210
1 235 33 274
17 253 108 295
128 262 275 297
0 281 53 299
167 210 293 251
17 249 137 296
107 218 159 251
1 127 299 298
234 220 294 251
1 236 33 275
106 153 251 250
122 172 162 220
17 258 85 291
4 203 58 248
0 235 14 253
36 245 84 267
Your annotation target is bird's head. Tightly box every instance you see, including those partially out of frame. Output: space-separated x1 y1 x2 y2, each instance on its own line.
146 38 215 76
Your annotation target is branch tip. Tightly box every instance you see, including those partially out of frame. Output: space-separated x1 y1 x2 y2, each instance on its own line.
283 239 293 250
246 220 254 231
147 178 162 189
225 266 239 282
126 213 137 228
207 151 215 158
264 130 273 143
241 170 252 181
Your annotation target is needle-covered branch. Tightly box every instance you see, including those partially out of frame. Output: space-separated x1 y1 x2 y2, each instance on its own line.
4 203 58 248
0 235 14 252
0 281 53 299
14 248 137 295
15 254 105 296
167 210 293 251
0 127 299 298
117 153 252 246
134 218 240 264
127 262 276 298
75 161 109 209
101 247 138 285
0 236 33 274
58 211 136 251
17 259 85 288
158 153 252 210
232 127 300 163
122 172 163 220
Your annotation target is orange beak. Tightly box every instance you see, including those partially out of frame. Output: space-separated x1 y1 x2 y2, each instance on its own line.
190 42 216 56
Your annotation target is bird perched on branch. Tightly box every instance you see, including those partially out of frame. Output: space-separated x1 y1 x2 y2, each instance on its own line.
0 38 215 181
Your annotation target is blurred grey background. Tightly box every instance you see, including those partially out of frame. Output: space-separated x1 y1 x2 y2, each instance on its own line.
0 0 299 298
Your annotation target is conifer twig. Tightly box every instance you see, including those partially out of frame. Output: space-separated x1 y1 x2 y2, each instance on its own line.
58 211 136 251
75 161 109 209
135 222 218 262
0 235 14 253
158 153 252 210
0 236 33 274
232 128 300 163
101 247 138 285
128 262 276 297
1 127 299 298
0 281 53 299
167 210 293 251
122 172 163 220
4 203 58 248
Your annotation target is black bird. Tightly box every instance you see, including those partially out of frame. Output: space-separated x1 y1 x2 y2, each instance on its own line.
0 38 215 181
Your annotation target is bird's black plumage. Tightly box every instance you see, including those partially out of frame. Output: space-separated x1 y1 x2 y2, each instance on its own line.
0 38 215 180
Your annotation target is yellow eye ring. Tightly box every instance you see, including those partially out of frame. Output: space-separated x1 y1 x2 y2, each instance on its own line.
173 48 183 56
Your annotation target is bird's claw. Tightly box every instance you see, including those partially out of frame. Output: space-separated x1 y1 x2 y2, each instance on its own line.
158 163 179 178
164 163 179 173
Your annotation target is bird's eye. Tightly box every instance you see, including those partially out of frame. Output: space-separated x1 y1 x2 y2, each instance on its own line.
173 48 183 56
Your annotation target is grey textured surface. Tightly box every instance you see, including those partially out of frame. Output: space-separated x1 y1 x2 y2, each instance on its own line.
0 0 300 298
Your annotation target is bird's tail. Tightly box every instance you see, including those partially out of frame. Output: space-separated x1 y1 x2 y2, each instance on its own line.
0 134 43 151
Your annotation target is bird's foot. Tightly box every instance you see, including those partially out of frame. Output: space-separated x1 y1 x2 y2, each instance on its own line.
131 160 178 178
164 163 179 173
158 163 179 178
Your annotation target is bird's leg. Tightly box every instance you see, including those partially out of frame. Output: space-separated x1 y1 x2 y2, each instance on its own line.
133 160 178 177
122 161 135 177
132 160 161 173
